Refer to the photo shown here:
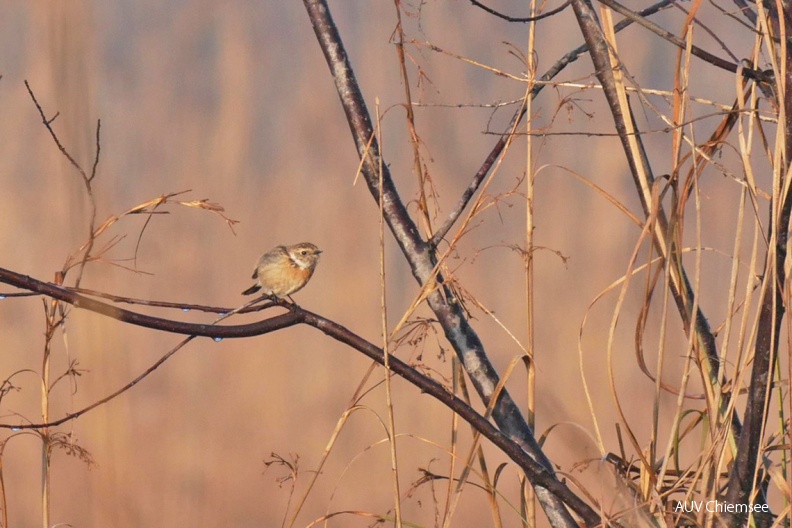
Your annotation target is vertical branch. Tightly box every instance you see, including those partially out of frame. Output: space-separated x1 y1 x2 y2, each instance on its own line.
524 0 539 524
24 82 103 528
392 1 433 238
40 299 57 528
0 449 7 528
375 99 403 527
724 2 792 523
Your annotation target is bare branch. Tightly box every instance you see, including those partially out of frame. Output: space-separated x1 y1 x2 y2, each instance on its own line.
596 0 772 84
302 1 589 525
25 80 100 289
24 80 90 182
468 0 571 23
0 265 600 524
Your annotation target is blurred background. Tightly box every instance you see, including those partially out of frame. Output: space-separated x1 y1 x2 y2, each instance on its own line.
0 1 769 526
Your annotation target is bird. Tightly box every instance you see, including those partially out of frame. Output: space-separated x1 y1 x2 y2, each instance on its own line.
241 242 322 299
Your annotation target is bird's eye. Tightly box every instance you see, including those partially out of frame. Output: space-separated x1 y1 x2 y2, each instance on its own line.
300 250 307 255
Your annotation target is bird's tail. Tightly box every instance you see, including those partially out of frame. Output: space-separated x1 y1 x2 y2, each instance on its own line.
241 284 261 296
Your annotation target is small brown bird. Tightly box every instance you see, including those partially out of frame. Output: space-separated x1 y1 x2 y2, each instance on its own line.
242 242 322 299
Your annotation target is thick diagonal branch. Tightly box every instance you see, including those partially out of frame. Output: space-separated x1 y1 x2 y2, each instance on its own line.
302 1 583 526
569 0 743 478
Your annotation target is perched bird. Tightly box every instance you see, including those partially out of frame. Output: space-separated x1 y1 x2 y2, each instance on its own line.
242 242 322 299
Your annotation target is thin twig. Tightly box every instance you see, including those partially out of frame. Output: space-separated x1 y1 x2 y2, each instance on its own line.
429 0 679 248
468 0 571 23
24 81 89 182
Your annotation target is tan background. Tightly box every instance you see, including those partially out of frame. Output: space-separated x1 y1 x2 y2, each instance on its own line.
0 1 764 526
